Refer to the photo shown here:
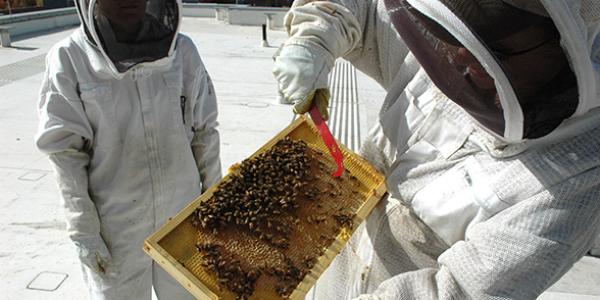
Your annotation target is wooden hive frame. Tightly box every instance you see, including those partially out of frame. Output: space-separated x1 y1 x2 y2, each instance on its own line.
144 116 387 299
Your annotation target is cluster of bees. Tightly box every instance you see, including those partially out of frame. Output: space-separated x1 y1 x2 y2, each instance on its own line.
191 138 317 298
190 137 363 299
195 241 311 299
195 243 259 299
192 137 310 248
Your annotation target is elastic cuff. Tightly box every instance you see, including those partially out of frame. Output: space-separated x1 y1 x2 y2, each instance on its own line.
282 38 336 70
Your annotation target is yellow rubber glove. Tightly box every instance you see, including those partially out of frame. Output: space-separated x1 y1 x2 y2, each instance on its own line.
293 88 330 121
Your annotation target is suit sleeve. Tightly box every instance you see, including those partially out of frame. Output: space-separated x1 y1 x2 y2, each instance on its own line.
354 172 600 299
181 37 222 192
35 48 104 243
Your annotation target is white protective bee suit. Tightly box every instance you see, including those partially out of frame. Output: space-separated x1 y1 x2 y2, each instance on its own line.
35 0 221 298
273 0 600 299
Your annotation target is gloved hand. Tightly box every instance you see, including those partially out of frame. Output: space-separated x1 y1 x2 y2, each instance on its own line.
273 43 334 120
74 235 114 279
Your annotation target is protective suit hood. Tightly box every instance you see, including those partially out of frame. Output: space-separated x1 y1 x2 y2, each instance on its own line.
74 0 182 79
384 0 600 144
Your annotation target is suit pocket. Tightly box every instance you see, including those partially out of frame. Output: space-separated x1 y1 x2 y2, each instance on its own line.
79 82 121 149
410 156 511 246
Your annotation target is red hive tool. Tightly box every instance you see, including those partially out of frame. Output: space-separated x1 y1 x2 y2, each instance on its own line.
308 105 344 177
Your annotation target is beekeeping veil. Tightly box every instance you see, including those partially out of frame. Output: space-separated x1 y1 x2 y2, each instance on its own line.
75 0 181 75
383 0 600 142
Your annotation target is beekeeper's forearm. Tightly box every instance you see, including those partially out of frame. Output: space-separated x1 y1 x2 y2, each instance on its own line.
49 151 103 241
191 70 222 191
286 0 408 90
284 0 364 59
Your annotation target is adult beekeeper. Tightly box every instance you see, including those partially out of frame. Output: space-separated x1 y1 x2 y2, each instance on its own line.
35 0 221 298
273 0 600 299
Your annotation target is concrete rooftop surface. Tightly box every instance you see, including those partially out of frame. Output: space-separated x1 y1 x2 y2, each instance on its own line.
0 16 599 300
